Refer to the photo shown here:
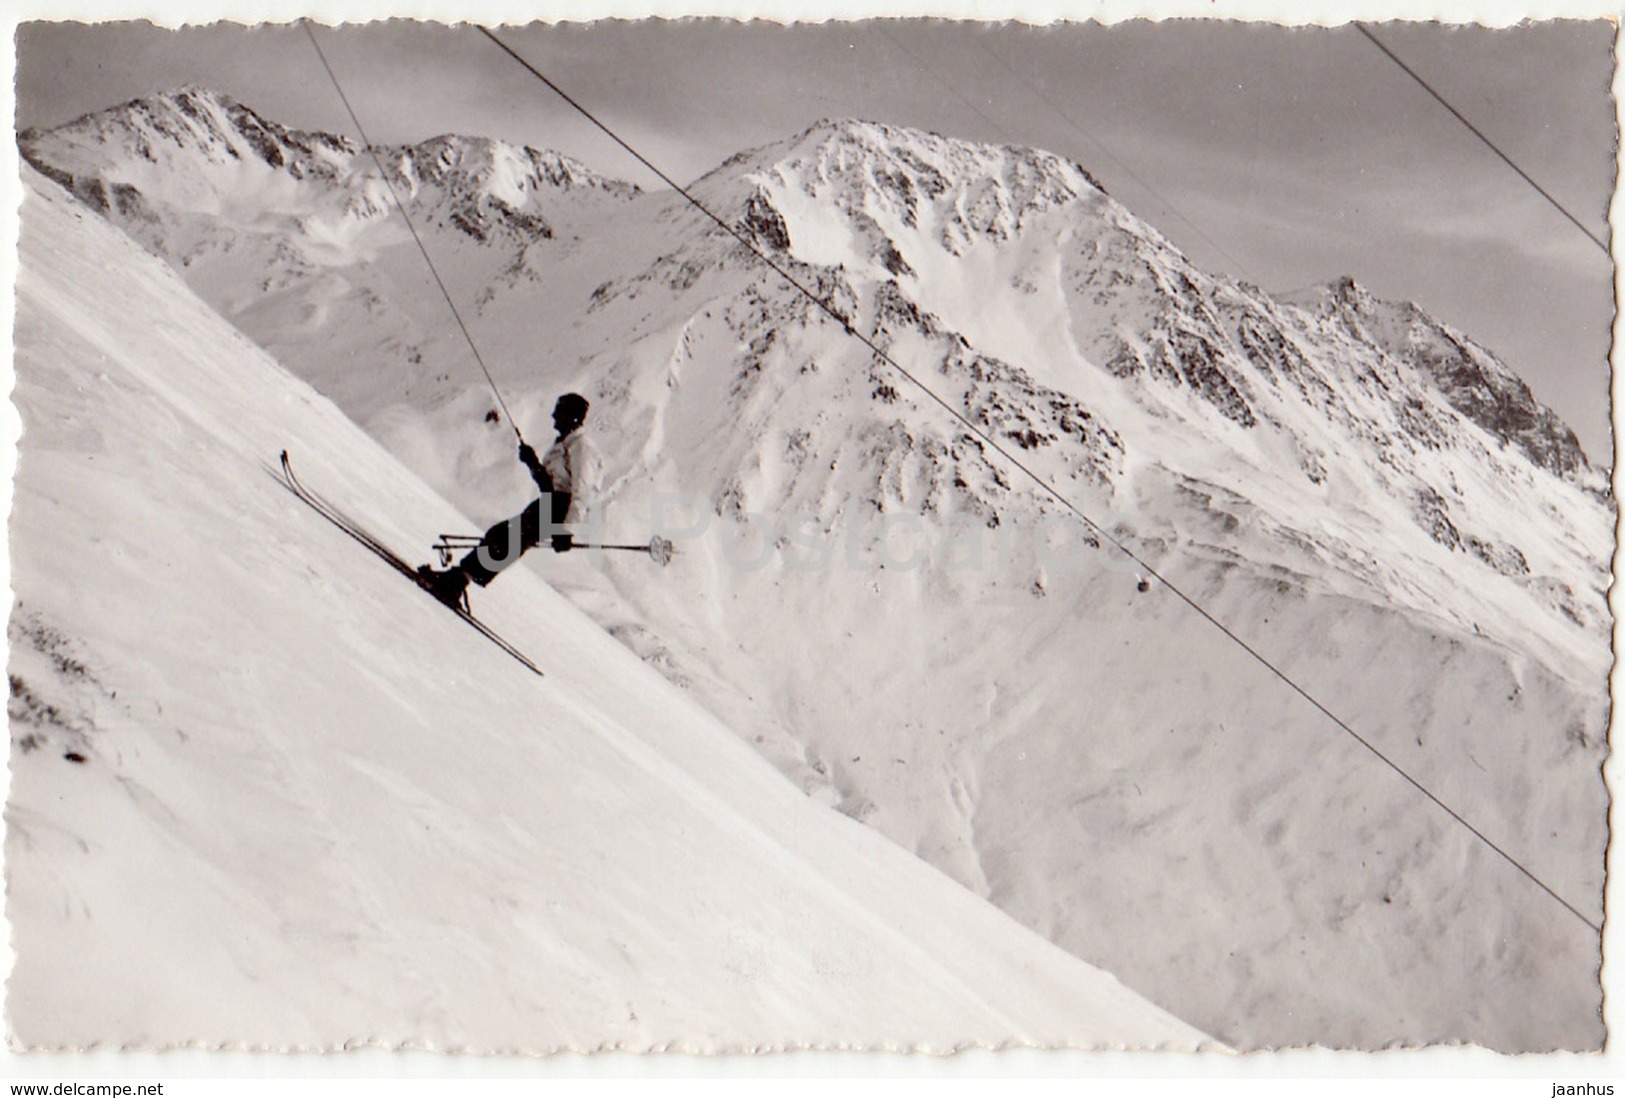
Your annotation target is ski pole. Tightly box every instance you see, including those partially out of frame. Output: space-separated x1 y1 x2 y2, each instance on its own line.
566 536 675 566
437 534 675 565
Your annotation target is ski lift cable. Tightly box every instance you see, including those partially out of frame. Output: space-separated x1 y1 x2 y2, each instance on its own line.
302 21 526 444
474 25 1598 936
1354 22 1609 256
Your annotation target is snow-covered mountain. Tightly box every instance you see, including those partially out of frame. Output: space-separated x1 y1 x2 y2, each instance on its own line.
18 91 1613 1050
19 87 637 415
8 165 1222 1051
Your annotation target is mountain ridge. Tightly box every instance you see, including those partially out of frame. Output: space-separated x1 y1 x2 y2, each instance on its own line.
21 89 1596 477
1285 275 1592 478
19 85 638 256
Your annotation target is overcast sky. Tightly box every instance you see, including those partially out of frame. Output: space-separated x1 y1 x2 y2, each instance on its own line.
15 16 1617 463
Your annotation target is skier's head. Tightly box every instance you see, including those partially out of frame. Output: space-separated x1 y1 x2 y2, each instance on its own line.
553 393 589 436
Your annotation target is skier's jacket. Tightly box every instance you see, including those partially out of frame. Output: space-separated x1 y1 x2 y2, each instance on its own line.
526 431 598 527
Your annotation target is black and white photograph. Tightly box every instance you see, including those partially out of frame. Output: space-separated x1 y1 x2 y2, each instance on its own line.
4 0 1617 1077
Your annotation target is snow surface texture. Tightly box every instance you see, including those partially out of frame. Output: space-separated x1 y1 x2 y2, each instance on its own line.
19 91 1613 1050
8 169 1221 1053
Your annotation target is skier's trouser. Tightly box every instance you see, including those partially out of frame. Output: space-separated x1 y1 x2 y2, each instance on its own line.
459 492 570 587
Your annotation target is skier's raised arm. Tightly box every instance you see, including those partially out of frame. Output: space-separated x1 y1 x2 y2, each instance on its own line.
518 441 553 496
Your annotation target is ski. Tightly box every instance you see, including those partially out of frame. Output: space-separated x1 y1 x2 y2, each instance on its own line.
276 450 544 677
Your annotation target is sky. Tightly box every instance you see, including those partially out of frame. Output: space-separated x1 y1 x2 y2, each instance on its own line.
14 15 1618 463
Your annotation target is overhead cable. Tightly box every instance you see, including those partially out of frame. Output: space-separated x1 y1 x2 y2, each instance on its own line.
304 21 526 442
472 24 1600 936
1355 22 1610 255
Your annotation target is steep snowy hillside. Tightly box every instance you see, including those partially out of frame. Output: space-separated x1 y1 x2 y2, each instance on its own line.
8 169 1221 1051
21 99 1611 1051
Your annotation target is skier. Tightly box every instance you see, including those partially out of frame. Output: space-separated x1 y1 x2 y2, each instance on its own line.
418 393 596 609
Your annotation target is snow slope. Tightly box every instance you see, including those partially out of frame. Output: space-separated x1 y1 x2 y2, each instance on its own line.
20 96 1611 1050
6 168 1218 1052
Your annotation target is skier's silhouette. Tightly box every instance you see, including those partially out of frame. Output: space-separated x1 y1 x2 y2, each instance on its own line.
419 393 596 609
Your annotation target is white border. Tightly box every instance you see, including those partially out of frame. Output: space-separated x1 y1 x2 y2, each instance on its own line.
1 0 1617 1087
